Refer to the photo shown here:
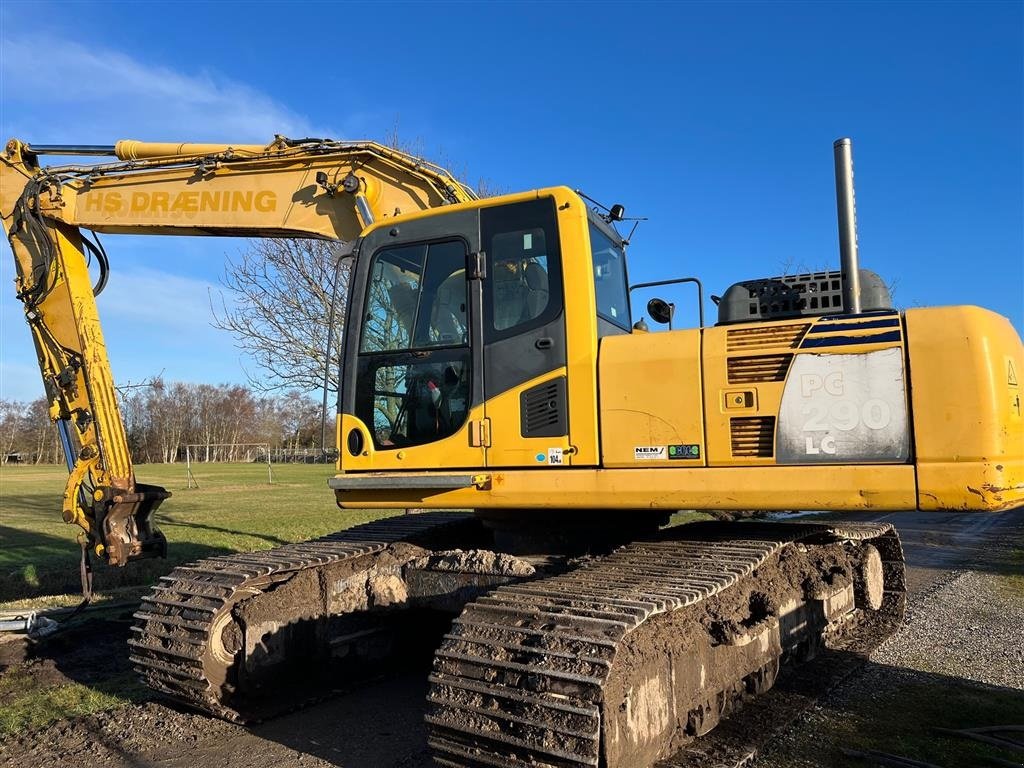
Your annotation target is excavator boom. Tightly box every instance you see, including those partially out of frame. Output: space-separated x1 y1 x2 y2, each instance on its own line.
0 135 475 566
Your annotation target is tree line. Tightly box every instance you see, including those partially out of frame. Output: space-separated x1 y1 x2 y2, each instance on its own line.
0 379 330 465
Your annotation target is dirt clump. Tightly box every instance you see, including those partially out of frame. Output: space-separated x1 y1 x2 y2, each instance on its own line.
410 549 535 576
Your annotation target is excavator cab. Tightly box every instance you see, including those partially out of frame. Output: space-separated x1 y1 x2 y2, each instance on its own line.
333 180 1023 517
338 188 642 476
339 190 604 473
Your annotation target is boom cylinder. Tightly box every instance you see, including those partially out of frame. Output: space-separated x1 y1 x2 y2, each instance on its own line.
833 137 862 315
114 140 270 160
21 141 274 160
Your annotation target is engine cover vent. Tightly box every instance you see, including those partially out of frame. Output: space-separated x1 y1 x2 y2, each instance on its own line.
520 376 567 438
727 354 793 384
726 323 810 352
730 416 776 457
716 268 892 325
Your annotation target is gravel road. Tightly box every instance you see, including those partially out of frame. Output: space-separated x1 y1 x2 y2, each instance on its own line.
756 567 1024 767
2 508 1021 768
755 508 1024 767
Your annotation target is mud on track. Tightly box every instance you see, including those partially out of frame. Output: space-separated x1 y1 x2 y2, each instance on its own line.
1 507 1021 768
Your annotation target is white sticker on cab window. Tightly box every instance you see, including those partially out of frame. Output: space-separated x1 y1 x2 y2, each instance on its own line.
634 446 666 461
523 233 533 250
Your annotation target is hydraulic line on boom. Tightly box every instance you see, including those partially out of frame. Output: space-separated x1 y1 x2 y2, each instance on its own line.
0 136 476 573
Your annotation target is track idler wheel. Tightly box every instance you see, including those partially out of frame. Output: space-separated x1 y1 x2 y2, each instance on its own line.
855 544 885 610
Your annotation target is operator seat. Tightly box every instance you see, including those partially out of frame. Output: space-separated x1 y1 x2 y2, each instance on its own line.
523 260 549 322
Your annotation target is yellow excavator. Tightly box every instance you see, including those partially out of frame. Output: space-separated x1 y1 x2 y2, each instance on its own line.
2 134 1021 767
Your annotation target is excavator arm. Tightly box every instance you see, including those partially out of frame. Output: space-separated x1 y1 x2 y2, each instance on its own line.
0 135 475 567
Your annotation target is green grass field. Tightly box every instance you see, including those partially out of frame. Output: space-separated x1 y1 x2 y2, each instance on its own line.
0 463 709 608
0 462 402 607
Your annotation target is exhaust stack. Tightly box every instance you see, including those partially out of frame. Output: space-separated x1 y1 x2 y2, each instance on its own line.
833 138 862 315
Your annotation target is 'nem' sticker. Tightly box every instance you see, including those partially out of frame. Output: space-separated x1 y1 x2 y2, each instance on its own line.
634 446 666 461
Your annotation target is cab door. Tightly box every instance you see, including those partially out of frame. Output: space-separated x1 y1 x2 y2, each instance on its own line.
478 197 570 467
339 209 487 471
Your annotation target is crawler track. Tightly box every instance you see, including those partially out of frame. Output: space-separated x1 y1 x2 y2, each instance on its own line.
661 549 904 768
426 521 905 768
131 512 474 721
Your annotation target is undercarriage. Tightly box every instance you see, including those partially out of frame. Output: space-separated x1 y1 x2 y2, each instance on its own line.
132 513 905 767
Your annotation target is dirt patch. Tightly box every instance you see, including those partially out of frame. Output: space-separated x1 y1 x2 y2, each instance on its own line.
6 618 135 693
1 698 237 768
0 636 30 672
234 542 428 628
409 549 535 577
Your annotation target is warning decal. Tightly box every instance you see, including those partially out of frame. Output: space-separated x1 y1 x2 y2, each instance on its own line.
1008 359 1018 387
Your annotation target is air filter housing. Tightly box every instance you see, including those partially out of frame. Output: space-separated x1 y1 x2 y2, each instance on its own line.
716 268 891 325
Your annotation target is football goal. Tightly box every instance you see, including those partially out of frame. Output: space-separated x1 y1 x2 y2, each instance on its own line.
183 443 272 488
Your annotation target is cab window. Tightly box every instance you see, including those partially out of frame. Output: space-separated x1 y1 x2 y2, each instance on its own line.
589 221 630 331
482 198 563 342
357 239 471 450
360 240 468 352
491 230 550 331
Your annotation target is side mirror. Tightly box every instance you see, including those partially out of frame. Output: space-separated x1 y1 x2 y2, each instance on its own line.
647 297 675 326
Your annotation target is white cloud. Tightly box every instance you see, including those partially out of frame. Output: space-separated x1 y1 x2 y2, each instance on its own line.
0 36 339 400
0 36 335 143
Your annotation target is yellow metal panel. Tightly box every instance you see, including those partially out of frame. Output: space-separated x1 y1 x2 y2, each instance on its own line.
905 306 1024 510
482 368 574 467
598 328 706 467
333 465 917 510
337 406 486 472
361 187 540 232
552 187 601 467
702 315 911 467
4 138 474 242
701 322 793 466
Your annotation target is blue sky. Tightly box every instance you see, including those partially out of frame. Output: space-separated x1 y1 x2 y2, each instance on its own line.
1 0 1021 402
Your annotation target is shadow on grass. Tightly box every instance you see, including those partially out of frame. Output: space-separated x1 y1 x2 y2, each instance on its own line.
0 522 237 604
157 515 289 548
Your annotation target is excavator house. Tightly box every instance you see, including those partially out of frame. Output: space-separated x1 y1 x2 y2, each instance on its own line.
2 135 1022 768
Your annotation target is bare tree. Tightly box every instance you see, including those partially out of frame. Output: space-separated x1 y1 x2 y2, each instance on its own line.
212 239 349 393
212 130 504 394
0 400 27 462
0 382 330 464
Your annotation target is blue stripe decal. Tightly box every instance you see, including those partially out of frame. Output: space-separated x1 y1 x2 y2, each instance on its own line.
800 330 902 349
819 310 899 321
808 318 900 334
